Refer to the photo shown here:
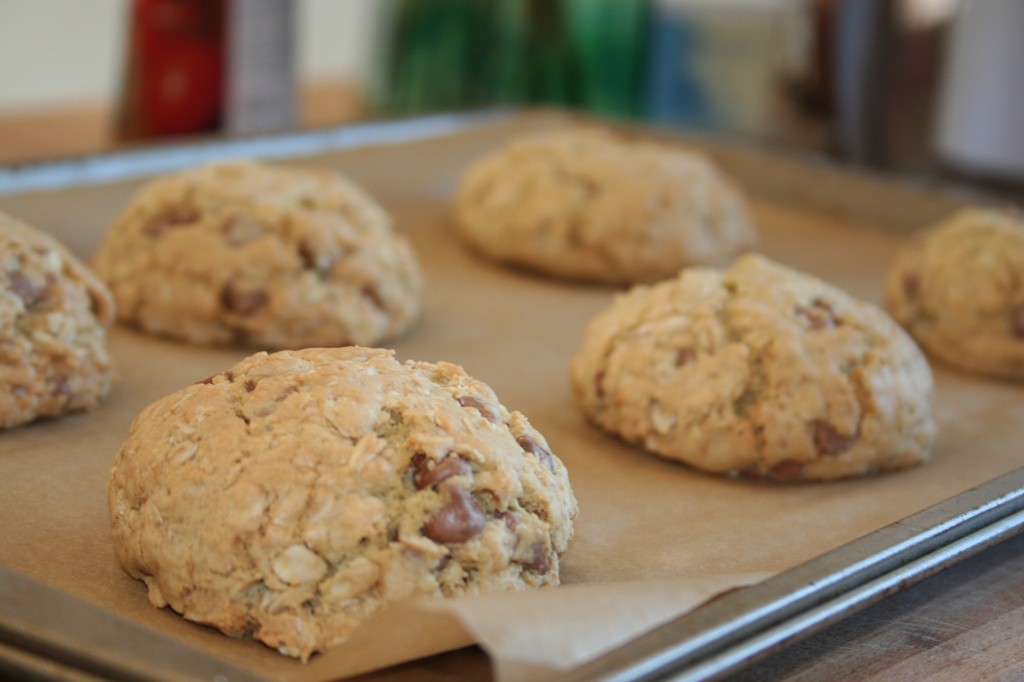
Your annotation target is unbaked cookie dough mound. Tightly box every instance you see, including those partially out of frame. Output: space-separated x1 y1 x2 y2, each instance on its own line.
454 128 756 284
109 347 577 660
0 211 116 429
885 208 1024 380
570 254 936 481
91 161 422 349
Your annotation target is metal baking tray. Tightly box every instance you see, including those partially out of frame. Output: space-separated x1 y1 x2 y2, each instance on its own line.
0 109 1020 681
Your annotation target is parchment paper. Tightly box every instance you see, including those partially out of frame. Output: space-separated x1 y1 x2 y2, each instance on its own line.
0 111 1021 681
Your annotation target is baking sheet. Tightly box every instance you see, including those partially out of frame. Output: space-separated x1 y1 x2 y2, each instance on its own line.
0 110 1021 681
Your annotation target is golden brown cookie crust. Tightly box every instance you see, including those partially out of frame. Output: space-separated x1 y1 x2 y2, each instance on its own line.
885 208 1024 380
92 161 422 349
0 211 116 428
571 254 936 481
454 128 756 284
109 347 577 660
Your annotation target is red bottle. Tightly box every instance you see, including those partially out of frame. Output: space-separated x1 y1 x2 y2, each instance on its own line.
120 0 226 138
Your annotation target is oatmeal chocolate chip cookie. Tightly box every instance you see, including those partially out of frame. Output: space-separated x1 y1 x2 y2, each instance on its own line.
109 347 577 660
454 128 756 284
885 208 1024 380
91 161 422 349
0 211 116 429
570 254 936 481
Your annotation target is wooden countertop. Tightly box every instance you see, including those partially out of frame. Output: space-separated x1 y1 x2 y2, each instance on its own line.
737 532 1024 681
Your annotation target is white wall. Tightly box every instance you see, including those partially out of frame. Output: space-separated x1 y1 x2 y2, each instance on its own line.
297 0 384 83
0 0 129 110
0 0 379 112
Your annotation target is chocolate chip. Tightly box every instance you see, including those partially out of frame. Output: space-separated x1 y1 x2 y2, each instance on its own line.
411 453 471 490
408 453 426 486
1012 305 1024 338
142 218 167 237
516 539 550 573
53 376 72 401
220 283 267 315
675 347 696 366
734 390 755 416
902 273 920 298
516 434 555 471
244 379 257 392
423 487 485 544
456 395 498 423
297 240 318 269
8 271 45 307
495 510 518 532
814 298 835 315
796 298 837 330
811 420 856 455
361 284 385 311
195 370 237 385
87 289 108 320
769 460 804 480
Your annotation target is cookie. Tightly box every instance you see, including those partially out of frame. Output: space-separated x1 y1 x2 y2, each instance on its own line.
454 128 756 284
570 254 936 481
109 347 577 660
91 161 422 349
885 208 1024 380
0 211 116 429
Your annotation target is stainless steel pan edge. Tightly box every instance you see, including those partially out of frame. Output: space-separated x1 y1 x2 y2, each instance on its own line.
0 110 516 197
557 466 1024 682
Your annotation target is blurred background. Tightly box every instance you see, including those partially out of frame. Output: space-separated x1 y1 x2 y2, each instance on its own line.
0 0 1021 194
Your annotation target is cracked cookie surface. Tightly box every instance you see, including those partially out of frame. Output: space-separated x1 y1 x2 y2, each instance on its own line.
91 161 422 349
108 347 577 660
570 254 935 481
885 208 1024 380
0 211 116 428
454 128 756 284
